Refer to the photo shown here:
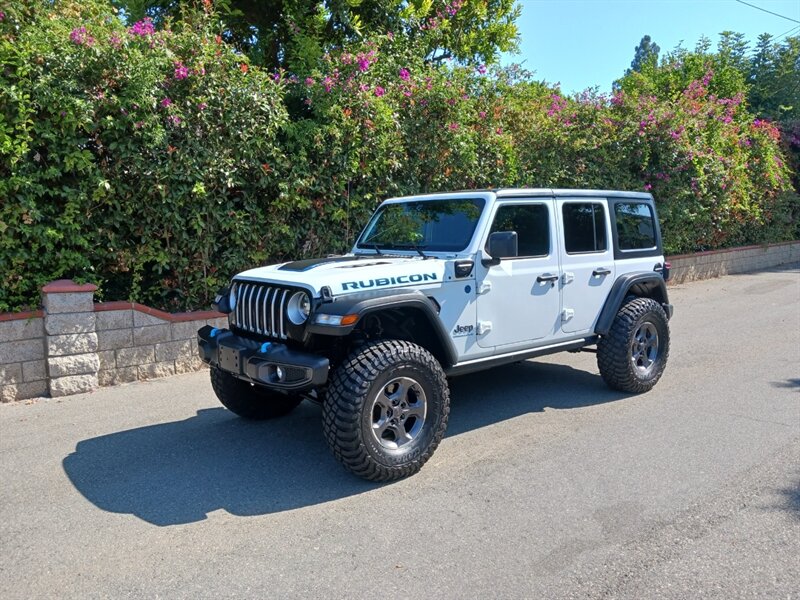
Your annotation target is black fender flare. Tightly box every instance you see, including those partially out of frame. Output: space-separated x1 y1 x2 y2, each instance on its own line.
595 272 672 335
307 288 458 367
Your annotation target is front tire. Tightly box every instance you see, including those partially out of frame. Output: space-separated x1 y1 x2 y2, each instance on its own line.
597 297 670 393
322 340 450 482
210 367 302 420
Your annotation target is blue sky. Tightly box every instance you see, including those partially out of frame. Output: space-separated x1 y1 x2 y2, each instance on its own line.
505 0 800 94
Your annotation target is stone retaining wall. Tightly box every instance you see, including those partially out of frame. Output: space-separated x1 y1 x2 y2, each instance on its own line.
0 280 224 402
0 311 48 402
666 241 800 285
94 302 225 388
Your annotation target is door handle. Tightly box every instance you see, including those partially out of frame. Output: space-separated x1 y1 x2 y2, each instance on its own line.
592 268 611 277
536 273 559 283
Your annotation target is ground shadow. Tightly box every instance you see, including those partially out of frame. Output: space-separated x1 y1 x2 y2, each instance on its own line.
63 361 628 526
771 378 800 391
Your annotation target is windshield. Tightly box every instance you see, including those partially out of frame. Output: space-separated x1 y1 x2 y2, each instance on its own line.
356 198 485 252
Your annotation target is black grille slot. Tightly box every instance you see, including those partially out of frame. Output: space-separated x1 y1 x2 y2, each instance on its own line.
283 366 308 383
231 282 291 339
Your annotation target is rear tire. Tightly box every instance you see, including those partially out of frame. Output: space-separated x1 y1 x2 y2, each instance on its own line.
210 367 302 420
597 297 670 393
322 340 450 482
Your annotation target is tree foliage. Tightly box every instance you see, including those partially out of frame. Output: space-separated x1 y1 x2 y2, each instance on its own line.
114 0 521 71
0 1 796 313
627 34 660 75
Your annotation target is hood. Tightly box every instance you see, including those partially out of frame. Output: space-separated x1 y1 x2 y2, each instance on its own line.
235 255 447 297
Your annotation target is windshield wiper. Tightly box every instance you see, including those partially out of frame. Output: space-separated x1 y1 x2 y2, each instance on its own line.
393 243 429 259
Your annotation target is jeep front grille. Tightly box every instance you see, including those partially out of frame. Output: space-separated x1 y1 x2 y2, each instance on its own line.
230 282 291 339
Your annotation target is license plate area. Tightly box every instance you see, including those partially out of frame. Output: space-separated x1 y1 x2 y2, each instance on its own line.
217 337 256 375
218 346 242 374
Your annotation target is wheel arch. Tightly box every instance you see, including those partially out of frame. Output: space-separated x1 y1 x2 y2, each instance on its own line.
307 288 458 368
595 272 670 335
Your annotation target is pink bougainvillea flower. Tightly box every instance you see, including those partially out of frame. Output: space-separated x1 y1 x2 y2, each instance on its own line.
70 26 94 46
448 122 459 131
173 62 189 80
644 183 653 191
198 102 208 111
357 56 370 72
109 34 122 48
305 77 315 86
168 115 181 126
476 64 487 75
479 111 487 119
128 17 154 37
374 86 386 97
160 97 172 108
399 68 411 81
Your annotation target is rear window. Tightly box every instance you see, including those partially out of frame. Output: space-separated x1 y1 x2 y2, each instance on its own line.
562 203 607 254
615 202 656 250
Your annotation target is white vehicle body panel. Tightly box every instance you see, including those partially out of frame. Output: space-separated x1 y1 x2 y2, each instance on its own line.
229 188 666 365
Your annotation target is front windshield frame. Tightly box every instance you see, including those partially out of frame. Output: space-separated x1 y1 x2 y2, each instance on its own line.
355 198 486 254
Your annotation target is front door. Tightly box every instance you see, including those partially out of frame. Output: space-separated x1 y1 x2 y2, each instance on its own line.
476 200 562 349
556 198 615 334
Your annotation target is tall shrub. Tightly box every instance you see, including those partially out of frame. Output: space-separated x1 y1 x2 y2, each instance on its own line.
1 1 288 311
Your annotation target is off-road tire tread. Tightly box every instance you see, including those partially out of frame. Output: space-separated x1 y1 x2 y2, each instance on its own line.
322 340 450 482
210 366 302 420
597 297 670 393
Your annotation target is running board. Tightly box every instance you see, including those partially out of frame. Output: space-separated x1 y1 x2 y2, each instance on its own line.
445 337 598 377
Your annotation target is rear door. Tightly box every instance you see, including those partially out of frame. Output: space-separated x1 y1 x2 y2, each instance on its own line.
557 198 615 334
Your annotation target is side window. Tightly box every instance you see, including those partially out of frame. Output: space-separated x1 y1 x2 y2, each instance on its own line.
562 203 607 254
488 204 550 257
615 202 656 250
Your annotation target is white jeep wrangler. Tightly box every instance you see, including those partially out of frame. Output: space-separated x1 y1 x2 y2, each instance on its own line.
198 189 673 481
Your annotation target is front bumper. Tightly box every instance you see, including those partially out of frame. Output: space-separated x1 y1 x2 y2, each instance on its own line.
197 325 329 392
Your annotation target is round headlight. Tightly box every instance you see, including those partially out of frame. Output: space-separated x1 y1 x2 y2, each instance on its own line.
287 291 311 325
229 284 237 310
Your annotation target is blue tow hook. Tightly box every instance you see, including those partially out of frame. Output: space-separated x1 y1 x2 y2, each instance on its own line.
260 342 272 353
210 328 219 338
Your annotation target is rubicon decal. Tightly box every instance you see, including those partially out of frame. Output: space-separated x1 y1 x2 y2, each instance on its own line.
341 273 438 291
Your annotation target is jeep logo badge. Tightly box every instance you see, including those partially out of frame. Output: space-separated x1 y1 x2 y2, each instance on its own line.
452 324 474 337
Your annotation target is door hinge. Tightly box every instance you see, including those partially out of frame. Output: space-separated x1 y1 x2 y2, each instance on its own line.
562 272 574 285
477 321 492 335
561 308 574 322
477 281 492 295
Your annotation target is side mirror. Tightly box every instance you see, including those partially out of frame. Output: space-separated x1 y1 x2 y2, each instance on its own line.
482 231 518 267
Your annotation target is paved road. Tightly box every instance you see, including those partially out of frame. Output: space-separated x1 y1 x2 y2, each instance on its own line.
1 267 798 599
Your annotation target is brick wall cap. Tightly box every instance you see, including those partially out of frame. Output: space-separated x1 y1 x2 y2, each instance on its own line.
94 301 223 322
0 310 43 322
42 279 98 294
667 240 800 261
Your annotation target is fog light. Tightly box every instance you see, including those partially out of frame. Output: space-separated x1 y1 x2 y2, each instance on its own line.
275 366 285 381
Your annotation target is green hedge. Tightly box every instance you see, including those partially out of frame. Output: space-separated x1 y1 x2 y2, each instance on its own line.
1 1 796 312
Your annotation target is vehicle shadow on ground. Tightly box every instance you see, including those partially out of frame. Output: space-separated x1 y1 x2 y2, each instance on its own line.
63 361 627 526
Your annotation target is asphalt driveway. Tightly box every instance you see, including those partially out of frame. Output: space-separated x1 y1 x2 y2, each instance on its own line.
1 266 798 598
